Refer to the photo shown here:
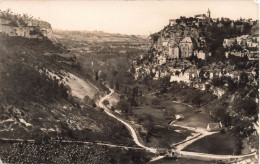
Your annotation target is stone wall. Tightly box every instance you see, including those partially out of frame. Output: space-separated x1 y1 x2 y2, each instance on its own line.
174 151 256 163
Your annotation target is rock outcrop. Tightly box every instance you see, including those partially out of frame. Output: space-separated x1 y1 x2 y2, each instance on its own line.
0 10 53 39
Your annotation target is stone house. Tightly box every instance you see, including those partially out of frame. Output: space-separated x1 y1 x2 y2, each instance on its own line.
223 38 236 48
160 69 168 78
235 25 244 32
157 55 167 65
206 122 223 132
153 70 160 80
169 19 177 26
217 23 224 28
199 37 206 47
183 68 198 80
194 50 207 60
236 35 249 45
214 69 223 78
162 41 168 47
170 73 190 83
225 52 230 58
168 44 180 59
230 50 246 58
212 87 225 98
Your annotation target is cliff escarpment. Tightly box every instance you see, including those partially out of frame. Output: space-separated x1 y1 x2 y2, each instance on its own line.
0 10 53 39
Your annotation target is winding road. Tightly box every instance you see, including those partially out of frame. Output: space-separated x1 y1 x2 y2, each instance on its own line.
98 87 157 154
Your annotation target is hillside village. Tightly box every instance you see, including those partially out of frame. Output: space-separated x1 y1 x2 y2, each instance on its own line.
131 9 259 98
0 6 259 164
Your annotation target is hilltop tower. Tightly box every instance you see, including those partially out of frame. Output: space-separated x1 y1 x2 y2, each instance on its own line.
207 8 211 18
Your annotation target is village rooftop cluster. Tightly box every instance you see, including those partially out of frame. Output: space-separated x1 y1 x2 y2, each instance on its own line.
130 9 259 99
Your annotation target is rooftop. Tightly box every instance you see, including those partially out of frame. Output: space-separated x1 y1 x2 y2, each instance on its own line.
180 37 192 43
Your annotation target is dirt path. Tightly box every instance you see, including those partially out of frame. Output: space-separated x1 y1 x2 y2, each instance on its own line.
97 87 157 154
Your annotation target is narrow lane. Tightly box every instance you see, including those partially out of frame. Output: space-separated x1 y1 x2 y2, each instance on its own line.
98 87 157 154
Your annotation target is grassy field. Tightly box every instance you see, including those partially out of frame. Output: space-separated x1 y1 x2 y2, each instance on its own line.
170 102 212 129
129 94 193 148
133 94 211 129
133 105 164 120
139 126 191 148
183 133 237 155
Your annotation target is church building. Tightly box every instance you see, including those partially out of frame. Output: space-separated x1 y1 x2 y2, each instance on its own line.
179 37 193 58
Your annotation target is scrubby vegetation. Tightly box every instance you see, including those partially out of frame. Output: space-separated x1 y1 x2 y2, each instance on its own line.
0 34 69 106
0 140 153 164
0 55 69 106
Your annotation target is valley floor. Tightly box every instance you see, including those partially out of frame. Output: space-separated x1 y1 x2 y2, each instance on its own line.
99 87 257 163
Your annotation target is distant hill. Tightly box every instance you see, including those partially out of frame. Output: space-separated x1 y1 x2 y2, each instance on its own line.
53 30 147 44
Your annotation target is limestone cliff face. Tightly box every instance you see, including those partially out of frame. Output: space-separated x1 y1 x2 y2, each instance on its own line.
0 11 53 39
149 24 200 50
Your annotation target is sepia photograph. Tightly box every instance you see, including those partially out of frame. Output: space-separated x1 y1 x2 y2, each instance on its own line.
0 0 259 163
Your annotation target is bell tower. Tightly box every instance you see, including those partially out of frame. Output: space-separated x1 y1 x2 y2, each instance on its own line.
207 8 211 18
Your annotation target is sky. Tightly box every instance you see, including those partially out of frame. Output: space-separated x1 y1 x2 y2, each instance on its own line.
0 0 259 35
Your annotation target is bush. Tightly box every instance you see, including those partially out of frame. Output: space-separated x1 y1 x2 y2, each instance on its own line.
103 100 110 106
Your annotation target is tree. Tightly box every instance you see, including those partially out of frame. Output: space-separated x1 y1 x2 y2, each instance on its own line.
103 99 110 106
129 96 138 107
150 34 160 42
160 76 171 88
95 71 99 81
200 92 216 105
212 77 224 87
83 95 92 104
227 78 237 93
159 134 172 148
238 72 248 87
176 19 181 24
164 107 176 120
232 97 257 117
92 102 97 109
175 71 180 76
151 98 161 107
117 99 132 113
99 72 107 81
142 114 154 142
210 102 231 127
110 106 115 111
115 82 120 90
